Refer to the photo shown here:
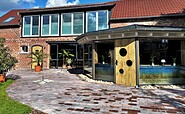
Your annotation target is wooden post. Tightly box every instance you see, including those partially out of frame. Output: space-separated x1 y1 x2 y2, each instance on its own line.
92 42 98 79
82 44 85 73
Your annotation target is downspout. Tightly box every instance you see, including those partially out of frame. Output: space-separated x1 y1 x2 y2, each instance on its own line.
135 38 140 88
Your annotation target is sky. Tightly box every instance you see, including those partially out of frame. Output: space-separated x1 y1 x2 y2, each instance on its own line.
0 0 114 16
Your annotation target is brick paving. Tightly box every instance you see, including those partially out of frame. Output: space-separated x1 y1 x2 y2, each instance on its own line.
6 69 185 114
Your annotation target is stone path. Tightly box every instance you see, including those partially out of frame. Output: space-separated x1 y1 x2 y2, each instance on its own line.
7 69 185 114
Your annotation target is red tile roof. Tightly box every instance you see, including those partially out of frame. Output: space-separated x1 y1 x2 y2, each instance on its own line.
1 0 185 27
110 0 185 19
0 9 26 26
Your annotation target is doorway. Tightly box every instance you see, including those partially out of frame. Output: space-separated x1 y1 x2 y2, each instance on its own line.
31 45 43 69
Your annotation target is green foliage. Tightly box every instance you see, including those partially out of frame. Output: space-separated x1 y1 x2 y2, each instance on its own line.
170 56 176 63
28 50 48 66
0 80 32 114
59 49 74 65
0 38 18 74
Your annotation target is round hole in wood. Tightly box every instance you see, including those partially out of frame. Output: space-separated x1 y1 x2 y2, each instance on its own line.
119 48 127 57
119 69 124 74
126 60 133 67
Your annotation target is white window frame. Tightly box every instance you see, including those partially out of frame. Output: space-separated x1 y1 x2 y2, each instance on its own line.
22 15 40 37
61 12 84 36
86 10 109 32
20 45 29 53
41 14 59 36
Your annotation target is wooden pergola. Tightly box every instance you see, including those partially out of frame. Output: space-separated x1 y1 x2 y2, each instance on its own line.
76 25 185 86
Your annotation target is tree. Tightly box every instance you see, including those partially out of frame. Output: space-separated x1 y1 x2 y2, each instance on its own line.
0 38 18 74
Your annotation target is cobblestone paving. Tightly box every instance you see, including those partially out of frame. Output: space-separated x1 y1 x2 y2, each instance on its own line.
7 69 185 114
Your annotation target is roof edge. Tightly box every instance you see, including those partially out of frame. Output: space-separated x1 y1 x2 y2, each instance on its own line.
19 3 116 15
110 13 185 22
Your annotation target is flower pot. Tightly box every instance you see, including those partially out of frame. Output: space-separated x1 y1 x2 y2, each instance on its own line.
35 66 42 72
67 65 72 69
173 63 176 66
0 74 5 82
62 64 67 69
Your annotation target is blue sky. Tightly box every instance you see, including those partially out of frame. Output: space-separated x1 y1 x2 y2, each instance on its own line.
0 0 114 16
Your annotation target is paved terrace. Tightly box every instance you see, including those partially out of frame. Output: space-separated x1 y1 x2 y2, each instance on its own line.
7 69 185 114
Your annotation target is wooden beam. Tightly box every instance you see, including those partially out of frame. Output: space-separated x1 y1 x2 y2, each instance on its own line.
92 42 98 79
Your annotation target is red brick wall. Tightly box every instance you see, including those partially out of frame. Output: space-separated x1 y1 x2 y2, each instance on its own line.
0 27 76 70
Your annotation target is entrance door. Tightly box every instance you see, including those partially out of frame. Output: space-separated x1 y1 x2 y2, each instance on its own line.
50 44 58 68
31 45 43 69
114 39 136 86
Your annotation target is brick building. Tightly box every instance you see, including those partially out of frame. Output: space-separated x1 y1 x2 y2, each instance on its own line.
0 0 185 72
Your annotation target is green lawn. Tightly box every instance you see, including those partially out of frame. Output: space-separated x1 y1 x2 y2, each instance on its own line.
0 80 32 114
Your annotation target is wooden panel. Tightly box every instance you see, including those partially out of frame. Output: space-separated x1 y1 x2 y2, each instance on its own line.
92 42 98 79
94 44 98 64
115 39 136 86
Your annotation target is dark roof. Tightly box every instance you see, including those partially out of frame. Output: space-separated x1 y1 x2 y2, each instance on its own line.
76 24 185 44
1 0 185 27
109 0 185 19
0 9 26 27
19 3 115 15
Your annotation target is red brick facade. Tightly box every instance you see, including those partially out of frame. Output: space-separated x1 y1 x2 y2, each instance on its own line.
0 27 76 69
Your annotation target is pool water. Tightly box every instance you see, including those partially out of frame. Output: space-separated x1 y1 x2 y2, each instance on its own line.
140 66 185 84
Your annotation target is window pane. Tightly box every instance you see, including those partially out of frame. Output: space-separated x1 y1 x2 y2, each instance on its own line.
24 17 31 35
32 16 39 35
51 14 59 35
42 15 49 35
73 13 83 34
98 11 108 30
87 12 96 32
21 46 28 53
62 13 72 34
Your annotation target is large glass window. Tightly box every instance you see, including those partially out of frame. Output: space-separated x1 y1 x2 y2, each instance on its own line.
73 13 83 34
32 16 39 35
23 15 40 36
42 15 49 35
61 12 84 35
62 13 72 34
51 15 59 35
41 14 59 36
87 10 108 32
24 17 31 36
98 11 108 30
87 12 96 32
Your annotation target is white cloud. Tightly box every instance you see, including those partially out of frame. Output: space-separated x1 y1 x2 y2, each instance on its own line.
0 0 35 16
9 0 35 4
22 0 35 3
33 6 40 9
46 0 80 7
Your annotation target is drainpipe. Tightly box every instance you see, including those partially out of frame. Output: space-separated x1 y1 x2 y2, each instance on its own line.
135 38 140 88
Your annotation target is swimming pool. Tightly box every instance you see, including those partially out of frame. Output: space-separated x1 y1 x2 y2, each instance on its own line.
140 66 185 84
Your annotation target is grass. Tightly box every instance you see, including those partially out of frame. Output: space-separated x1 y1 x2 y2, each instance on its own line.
0 80 32 114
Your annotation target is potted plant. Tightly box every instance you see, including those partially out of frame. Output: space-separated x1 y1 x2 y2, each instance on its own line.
170 56 176 66
102 55 105 64
66 58 73 69
0 38 18 82
28 50 48 72
59 49 74 69
150 55 156 66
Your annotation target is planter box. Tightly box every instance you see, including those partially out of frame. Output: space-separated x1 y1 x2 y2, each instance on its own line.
0 74 5 82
